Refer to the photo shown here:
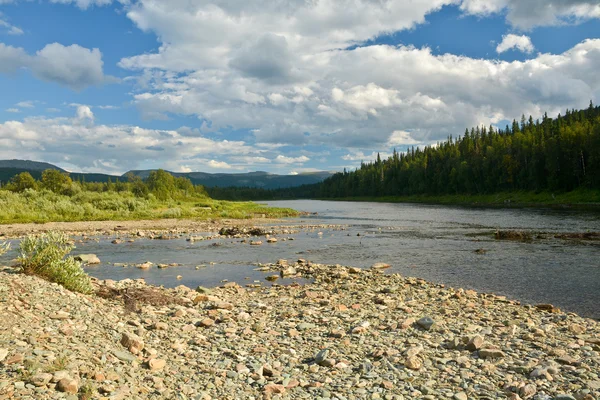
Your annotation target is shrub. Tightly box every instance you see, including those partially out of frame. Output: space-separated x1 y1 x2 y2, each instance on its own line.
18 232 93 294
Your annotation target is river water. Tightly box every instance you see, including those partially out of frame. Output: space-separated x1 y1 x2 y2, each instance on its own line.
2 200 599 319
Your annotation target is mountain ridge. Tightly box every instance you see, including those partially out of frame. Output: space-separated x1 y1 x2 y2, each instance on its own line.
0 160 333 189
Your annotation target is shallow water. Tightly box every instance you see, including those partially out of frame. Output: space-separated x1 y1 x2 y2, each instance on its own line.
2 200 599 319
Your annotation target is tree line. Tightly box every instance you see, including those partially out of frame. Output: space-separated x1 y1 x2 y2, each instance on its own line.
2 169 209 200
208 103 600 200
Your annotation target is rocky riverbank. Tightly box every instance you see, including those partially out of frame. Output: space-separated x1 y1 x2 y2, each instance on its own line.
0 218 282 239
1 261 599 400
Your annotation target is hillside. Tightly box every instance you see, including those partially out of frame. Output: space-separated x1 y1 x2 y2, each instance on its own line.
126 169 333 189
0 160 333 189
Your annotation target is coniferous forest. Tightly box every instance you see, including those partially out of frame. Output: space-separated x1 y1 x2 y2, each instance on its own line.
209 103 600 201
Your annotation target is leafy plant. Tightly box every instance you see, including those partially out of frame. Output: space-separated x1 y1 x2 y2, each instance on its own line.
18 232 93 294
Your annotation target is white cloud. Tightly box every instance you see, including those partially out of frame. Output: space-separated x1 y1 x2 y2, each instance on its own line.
387 131 421 147
75 105 94 123
274 155 310 164
5 108 20 113
0 107 274 174
460 0 600 29
0 42 114 90
16 101 35 108
496 34 535 54
0 15 23 35
207 160 235 170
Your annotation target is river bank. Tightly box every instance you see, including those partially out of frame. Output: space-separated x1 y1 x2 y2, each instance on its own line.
1 260 599 400
0 218 285 239
323 190 600 210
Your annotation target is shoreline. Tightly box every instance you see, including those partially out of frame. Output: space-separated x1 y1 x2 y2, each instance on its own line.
319 194 600 211
1 262 598 399
0 217 290 239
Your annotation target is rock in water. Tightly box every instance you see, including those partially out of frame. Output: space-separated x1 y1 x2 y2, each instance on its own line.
371 262 391 270
74 254 100 265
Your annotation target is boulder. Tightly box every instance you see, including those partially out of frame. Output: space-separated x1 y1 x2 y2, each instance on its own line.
74 254 100 265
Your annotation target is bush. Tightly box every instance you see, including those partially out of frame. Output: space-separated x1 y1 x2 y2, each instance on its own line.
18 232 93 294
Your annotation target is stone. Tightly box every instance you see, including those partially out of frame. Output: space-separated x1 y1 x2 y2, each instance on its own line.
148 358 166 371
113 350 137 362
137 262 152 269
30 373 52 386
401 318 416 329
0 349 7 362
479 349 505 359
264 384 286 394
466 335 485 351
215 301 234 310
417 316 435 330
56 378 78 394
281 266 297 277
454 392 468 400
371 262 391 270
121 332 144 354
405 357 422 370
199 318 215 328
315 349 330 365
74 254 101 265
520 383 537 399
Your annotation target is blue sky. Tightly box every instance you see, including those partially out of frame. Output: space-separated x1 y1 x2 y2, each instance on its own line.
0 0 599 174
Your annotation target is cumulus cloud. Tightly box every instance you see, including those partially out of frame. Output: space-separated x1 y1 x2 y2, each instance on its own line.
0 107 289 174
274 155 310 164
496 34 535 54
75 105 94 123
460 0 600 29
0 42 114 90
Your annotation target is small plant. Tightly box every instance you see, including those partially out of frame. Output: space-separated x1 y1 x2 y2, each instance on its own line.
0 241 9 256
45 355 70 373
18 232 93 294
78 382 95 400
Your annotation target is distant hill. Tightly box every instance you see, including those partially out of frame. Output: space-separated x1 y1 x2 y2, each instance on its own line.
0 160 66 172
125 170 334 189
0 160 334 189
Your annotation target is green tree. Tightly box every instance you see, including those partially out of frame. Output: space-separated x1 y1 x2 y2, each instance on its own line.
146 169 176 200
9 172 37 192
40 170 72 193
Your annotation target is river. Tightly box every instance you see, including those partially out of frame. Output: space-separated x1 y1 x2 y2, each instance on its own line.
2 200 599 319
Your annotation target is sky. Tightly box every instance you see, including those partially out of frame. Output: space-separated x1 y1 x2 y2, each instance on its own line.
0 0 599 175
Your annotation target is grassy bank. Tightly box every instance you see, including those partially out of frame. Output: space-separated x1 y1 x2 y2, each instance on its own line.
0 189 297 224
325 189 600 209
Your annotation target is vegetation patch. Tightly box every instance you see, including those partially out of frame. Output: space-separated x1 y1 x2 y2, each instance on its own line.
17 232 93 294
0 169 297 224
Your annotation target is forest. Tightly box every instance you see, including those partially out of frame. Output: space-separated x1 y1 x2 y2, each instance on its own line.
208 103 600 202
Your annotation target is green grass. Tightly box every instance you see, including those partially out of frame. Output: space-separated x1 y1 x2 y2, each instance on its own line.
0 189 298 224
326 189 600 209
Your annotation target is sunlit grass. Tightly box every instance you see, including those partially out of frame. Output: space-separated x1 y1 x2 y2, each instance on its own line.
0 189 298 224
